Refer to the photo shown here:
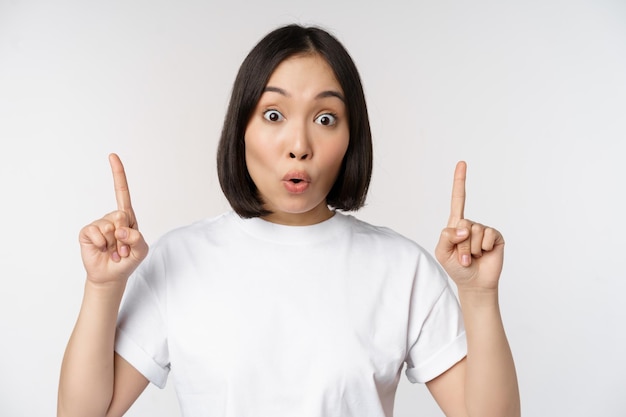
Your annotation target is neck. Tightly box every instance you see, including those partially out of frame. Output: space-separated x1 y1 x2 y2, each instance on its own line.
261 205 334 226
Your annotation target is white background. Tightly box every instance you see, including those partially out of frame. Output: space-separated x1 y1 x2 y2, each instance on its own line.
1 0 625 416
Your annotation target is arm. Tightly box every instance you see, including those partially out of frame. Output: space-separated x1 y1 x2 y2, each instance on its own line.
57 154 150 417
426 292 519 417
427 161 520 417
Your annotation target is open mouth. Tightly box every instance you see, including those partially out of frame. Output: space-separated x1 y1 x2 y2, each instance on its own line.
283 171 311 186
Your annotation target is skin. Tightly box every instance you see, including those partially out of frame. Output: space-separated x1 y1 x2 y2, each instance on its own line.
244 53 350 226
427 161 521 417
58 154 149 417
58 57 520 416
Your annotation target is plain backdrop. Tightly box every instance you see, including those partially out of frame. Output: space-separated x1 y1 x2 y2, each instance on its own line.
1 0 625 416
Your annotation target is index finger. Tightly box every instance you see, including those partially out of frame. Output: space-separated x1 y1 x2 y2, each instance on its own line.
109 153 133 212
447 160 467 227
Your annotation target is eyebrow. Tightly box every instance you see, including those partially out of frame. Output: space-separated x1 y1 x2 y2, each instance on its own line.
263 86 345 103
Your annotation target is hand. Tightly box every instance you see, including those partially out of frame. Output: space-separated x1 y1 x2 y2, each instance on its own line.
78 154 149 284
435 161 505 291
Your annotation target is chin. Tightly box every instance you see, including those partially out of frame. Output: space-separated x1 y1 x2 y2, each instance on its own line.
265 200 330 222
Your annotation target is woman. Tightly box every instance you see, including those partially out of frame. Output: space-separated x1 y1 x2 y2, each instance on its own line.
58 24 520 417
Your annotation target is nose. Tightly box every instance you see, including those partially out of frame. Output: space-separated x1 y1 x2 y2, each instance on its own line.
287 122 312 160
289 151 309 160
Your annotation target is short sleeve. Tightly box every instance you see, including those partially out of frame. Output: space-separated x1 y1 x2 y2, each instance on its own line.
404 254 467 384
115 250 170 388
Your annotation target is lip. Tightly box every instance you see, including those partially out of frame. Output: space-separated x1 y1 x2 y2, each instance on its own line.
282 170 311 194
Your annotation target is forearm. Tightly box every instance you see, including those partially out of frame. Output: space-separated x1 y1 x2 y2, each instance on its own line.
459 288 520 417
58 279 127 417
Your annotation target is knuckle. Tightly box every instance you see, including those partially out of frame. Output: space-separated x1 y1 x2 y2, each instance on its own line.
486 227 499 238
81 224 97 235
93 221 112 234
80 224 100 243
458 219 472 228
95 220 114 235
113 210 128 223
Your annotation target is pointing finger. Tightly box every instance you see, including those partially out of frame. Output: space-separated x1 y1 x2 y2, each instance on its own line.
447 161 467 228
109 153 133 214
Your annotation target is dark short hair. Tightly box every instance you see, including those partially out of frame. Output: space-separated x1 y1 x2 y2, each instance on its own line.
217 24 373 218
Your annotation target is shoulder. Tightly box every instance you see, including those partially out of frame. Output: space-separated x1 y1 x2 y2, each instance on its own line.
337 212 431 259
339 212 420 247
138 212 241 265
131 212 238 280
338 213 450 292
154 211 235 244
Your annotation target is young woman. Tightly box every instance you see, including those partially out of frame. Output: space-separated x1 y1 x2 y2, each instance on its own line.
58 24 520 417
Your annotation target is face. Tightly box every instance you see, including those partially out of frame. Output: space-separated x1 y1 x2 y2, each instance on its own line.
244 53 349 226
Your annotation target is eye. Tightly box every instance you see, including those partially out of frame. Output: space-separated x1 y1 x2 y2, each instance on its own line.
314 113 337 126
263 109 284 122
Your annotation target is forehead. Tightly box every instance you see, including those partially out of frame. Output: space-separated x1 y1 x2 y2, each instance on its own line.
265 53 343 93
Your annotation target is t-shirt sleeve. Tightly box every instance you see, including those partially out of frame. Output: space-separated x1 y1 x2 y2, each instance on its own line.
115 250 170 389
404 251 467 384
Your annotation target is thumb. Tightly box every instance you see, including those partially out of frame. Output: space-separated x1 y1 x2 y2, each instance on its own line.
436 227 470 262
115 227 149 261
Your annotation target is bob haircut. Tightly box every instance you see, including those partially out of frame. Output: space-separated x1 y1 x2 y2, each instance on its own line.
217 24 373 218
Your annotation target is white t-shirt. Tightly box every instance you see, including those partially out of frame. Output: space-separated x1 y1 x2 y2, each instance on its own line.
115 211 466 417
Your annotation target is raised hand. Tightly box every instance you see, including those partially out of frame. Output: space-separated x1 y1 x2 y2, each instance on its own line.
435 161 505 291
78 154 149 284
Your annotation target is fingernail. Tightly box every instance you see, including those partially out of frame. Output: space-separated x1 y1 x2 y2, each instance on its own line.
119 245 129 257
456 228 469 237
462 254 471 266
116 228 128 240
111 251 121 262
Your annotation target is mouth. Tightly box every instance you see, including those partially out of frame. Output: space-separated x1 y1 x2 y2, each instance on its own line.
282 171 311 193
282 171 311 183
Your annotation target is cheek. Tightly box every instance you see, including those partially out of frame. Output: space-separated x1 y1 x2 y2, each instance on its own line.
327 133 350 167
244 131 266 166
245 142 274 172
244 121 279 162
